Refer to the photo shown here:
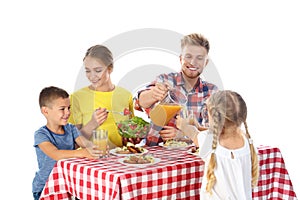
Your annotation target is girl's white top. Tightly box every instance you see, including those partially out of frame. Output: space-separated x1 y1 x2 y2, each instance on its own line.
198 130 252 200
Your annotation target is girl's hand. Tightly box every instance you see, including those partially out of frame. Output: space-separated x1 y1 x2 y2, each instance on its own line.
177 115 208 132
176 116 190 132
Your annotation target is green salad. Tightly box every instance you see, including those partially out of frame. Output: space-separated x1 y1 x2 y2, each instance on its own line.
116 116 150 138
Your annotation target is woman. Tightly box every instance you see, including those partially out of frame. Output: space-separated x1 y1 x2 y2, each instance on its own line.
69 45 134 148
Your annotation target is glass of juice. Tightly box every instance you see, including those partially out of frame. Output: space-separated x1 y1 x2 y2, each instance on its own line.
92 129 108 158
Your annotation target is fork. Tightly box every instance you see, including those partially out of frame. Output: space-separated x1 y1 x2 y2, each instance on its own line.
107 110 132 116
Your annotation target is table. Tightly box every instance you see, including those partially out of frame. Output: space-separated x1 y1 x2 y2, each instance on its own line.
253 146 297 199
40 146 204 200
40 146 297 200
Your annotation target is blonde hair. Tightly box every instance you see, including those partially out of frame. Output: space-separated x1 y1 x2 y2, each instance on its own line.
205 90 259 194
180 33 210 53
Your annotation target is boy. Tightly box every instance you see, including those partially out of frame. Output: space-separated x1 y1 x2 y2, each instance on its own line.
32 86 101 200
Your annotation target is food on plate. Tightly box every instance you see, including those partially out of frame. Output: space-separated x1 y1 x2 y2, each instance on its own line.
115 149 132 154
164 139 188 148
175 137 193 144
187 146 200 156
123 155 154 164
190 146 199 154
127 146 140 153
114 142 145 154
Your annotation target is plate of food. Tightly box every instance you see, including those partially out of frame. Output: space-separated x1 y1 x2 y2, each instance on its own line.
110 142 148 156
118 155 160 168
187 146 199 156
159 139 193 149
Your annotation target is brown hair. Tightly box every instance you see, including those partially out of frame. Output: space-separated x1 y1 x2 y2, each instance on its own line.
181 33 210 53
39 86 69 108
83 45 114 69
205 90 259 194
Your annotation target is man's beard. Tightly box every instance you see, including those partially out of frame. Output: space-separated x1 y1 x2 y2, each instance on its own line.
182 68 201 79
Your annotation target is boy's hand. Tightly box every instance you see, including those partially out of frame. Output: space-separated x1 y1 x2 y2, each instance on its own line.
84 145 102 159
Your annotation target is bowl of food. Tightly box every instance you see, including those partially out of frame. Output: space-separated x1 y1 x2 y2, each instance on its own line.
116 116 150 145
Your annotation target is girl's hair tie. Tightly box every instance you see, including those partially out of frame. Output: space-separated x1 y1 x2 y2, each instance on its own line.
248 138 253 144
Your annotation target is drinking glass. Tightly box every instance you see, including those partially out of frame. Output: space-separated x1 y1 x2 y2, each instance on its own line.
180 107 207 132
176 108 196 142
180 108 195 125
92 129 109 158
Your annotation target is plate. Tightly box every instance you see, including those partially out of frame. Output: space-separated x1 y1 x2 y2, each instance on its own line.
118 157 161 168
109 147 148 156
158 142 193 149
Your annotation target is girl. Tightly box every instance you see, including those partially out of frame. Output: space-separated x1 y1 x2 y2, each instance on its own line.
176 90 259 199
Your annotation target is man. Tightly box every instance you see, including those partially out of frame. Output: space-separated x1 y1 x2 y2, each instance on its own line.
135 33 218 146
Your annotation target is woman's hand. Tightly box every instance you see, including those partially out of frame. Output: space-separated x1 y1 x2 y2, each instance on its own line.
91 107 108 128
77 108 108 139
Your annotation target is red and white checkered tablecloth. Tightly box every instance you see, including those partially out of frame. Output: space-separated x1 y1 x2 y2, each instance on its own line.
40 145 297 200
40 146 204 200
253 145 297 200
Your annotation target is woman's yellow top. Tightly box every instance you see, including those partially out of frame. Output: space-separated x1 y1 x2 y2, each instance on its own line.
69 86 134 147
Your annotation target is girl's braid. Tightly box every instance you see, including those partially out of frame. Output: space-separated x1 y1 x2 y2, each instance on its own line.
205 106 224 194
244 121 259 187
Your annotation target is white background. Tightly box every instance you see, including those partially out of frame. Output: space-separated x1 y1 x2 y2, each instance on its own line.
1 0 299 198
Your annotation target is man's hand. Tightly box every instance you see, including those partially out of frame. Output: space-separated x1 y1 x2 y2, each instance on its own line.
159 126 178 141
151 82 169 102
138 82 169 108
